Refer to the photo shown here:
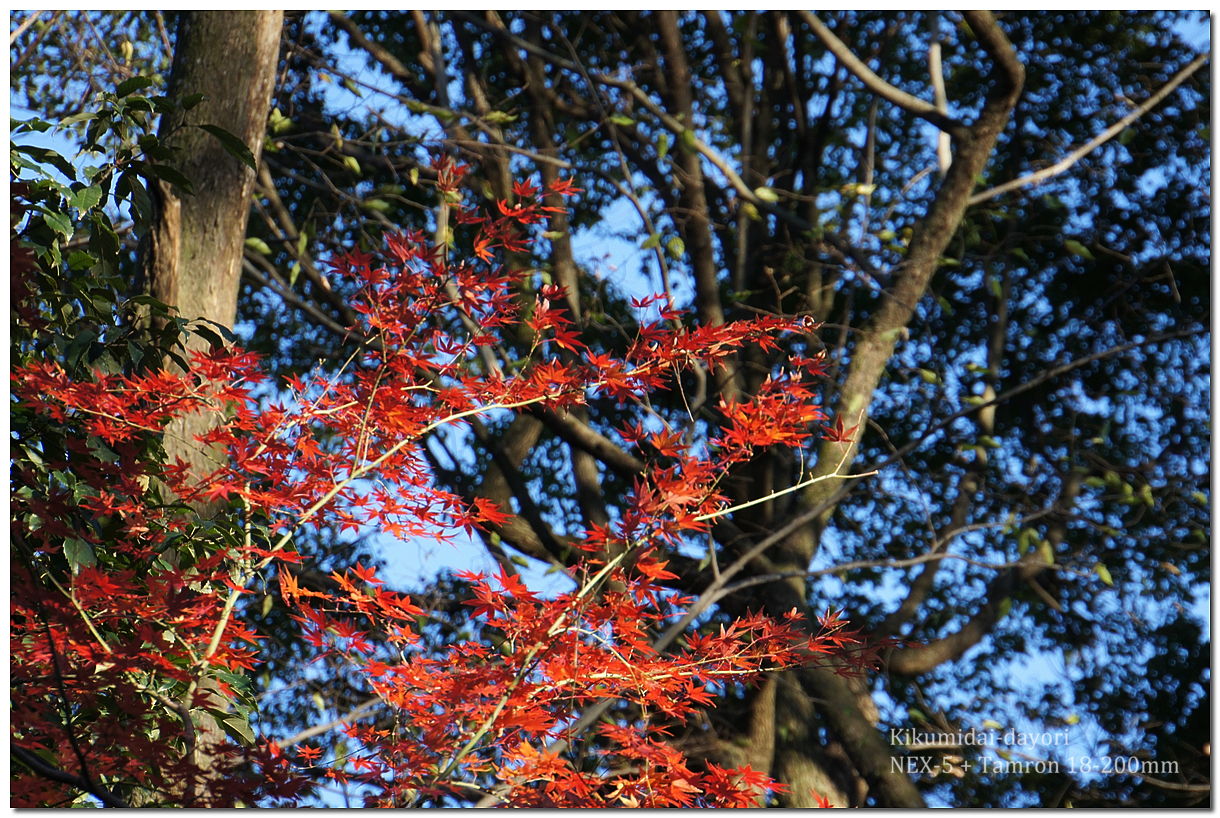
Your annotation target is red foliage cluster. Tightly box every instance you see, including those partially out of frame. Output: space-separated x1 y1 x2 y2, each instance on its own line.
11 158 867 807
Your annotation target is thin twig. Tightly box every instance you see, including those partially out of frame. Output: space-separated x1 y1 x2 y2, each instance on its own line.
279 697 382 748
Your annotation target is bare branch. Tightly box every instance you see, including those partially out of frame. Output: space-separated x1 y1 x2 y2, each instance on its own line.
971 52 1208 205
279 698 382 748
9 11 44 45
799 11 967 140
927 12 952 174
960 11 1024 92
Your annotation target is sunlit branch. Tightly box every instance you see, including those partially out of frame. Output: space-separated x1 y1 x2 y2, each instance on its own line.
799 11 967 140
970 52 1208 205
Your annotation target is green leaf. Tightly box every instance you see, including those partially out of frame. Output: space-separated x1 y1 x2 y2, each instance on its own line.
198 124 257 170
67 250 99 270
343 155 362 176
360 198 391 212
839 182 875 196
666 236 686 259
244 237 273 255
608 113 634 127
640 232 661 250
124 293 172 310
64 538 96 572
13 117 54 134
179 92 206 110
269 108 294 136
987 275 1003 299
917 368 939 385
68 185 104 213
680 128 697 152
12 144 77 180
115 75 157 97
219 714 255 746
121 95 155 113
753 186 779 204
41 209 74 239
193 324 228 349
1138 483 1154 507
657 132 670 160
58 111 97 127
483 110 517 125
1094 563 1114 587
1064 239 1094 260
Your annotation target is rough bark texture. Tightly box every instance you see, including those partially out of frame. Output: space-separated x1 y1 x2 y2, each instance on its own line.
142 11 282 804
147 11 281 486
150 11 282 336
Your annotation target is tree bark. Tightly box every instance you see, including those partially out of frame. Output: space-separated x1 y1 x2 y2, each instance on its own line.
140 10 282 805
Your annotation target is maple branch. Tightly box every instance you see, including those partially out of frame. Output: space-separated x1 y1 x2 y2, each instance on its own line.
424 547 634 800
970 51 1208 205
695 462 874 523
643 333 1200 684
520 474 863 777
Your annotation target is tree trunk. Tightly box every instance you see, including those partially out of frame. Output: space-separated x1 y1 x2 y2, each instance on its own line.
140 10 282 805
